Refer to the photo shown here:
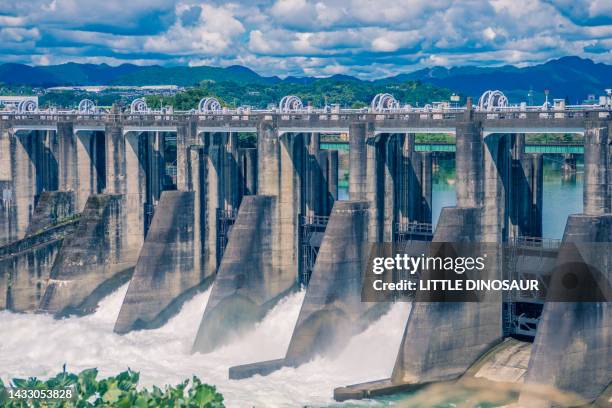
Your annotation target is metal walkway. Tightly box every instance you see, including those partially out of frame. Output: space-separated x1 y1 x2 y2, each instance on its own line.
321 142 585 154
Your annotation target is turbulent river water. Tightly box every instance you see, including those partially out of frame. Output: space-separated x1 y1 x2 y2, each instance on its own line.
0 157 584 407
0 285 411 407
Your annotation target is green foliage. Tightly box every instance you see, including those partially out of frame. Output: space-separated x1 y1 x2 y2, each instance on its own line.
2 77 456 111
525 133 582 143
40 91 125 110
0 367 224 408
415 133 455 143
145 79 455 110
237 133 257 148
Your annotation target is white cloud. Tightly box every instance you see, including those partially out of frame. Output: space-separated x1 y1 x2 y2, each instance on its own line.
143 4 245 55
0 0 611 77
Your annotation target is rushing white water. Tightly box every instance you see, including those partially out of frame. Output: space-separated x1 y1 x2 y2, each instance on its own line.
0 286 411 407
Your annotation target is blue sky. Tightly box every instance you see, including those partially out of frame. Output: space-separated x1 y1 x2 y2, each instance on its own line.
0 0 611 78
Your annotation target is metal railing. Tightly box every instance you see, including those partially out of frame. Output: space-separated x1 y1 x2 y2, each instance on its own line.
511 236 561 250
2 106 610 120
299 214 330 286
216 208 238 266
394 221 434 243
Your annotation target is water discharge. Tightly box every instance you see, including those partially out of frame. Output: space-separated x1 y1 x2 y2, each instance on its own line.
0 285 411 407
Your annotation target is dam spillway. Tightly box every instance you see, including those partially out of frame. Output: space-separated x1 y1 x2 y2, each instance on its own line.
0 92 610 406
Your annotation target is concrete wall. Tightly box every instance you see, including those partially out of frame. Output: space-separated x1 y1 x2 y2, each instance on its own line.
5 130 59 242
483 133 508 242
238 148 257 196
38 194 135 316
192 124 336 353
456 121 484 208
351 129 432 243
175 120 198 191
391 207 503 384
114 191 203 333
56 122 79 208
584 122 610 215
0 219 78 312
302 134 338 218
348 123 368 200
104 124 125 196
257 121 301 293
228 200 374 379
0 125 13 244
285 200 373 362
75 131 105 211
509 134 544 239
124 131 147 249
196 142 222 273
192 195 294 353
0 179 12 246
519 214 612 407
25 191 75 236
114 138 232 334
397 134 432 227
222 132 240 214
0 190 77 312
366 135 385 242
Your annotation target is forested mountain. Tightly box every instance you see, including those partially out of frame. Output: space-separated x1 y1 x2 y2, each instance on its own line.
1 56 609 105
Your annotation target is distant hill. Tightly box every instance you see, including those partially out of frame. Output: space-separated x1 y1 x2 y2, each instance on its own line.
378 56 612 104
0 63 280 87
1 56 610 103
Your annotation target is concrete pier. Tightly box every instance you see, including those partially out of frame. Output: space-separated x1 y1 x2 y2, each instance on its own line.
104 124 125 196
324 150 340 206
114 191 203 333
124 132 148 248
0 220 79 312
6 130 59 241
383 135 399 242
303 133 338 218
202 142 222 271
366 134 384 242
509 134 544 238
38 194 135 316
523 153 543 237
222 132 240 214
584 122 610 215
113 139 232 333
257 122 301 287
192 195 292 353
398 134 432 226
238 148 257 196
192 123 339 352
175 123 191 190
0 124 12 244
0 191 78 312
228 200 373 379
304 133 321 218
518 214 612 407
456 120 484 208
349 126 433 243
483 133 509 242
391 209 502 383
56 122 81 209
348 123 368 200
335 207 503 401
335 118 512 402
25 191 75 236
75 131 105 211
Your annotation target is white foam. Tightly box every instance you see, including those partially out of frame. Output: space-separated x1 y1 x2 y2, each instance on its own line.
0 286 411 407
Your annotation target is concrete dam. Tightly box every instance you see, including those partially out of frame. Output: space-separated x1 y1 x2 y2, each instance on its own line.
0 91 610 406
